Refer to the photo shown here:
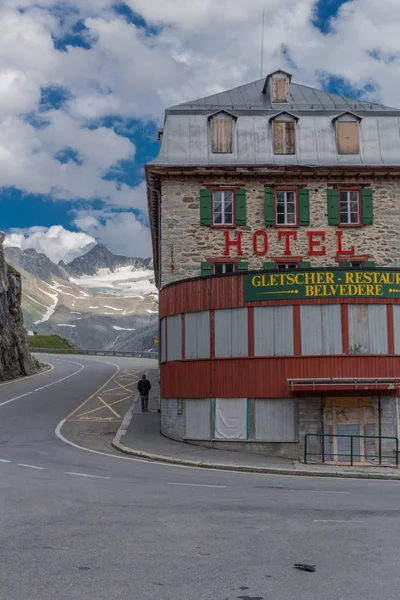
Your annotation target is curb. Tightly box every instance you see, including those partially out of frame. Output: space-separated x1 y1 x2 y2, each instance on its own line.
112 404 400 481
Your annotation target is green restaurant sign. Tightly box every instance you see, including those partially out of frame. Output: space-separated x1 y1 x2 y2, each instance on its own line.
244 269 400 302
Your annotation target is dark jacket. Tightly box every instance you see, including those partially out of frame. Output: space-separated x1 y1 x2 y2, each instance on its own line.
137 378 151 395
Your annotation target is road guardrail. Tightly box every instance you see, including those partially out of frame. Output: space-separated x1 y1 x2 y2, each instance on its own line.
31 348 158 359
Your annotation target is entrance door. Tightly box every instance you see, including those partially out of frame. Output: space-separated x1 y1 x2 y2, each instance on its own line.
323 397 376 462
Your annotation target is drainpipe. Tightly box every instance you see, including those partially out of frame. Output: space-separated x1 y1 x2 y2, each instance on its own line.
147 184 162 412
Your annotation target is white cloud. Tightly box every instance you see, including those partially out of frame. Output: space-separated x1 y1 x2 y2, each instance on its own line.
74 210 152 257
2 0 400 252
4 225 96 263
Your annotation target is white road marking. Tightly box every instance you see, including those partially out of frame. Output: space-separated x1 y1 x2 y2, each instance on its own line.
0 362 55 389
313 491 350 495
0 361 85 407
313 519 364 523
17 464 45 470
0 459 11 463
167 482 227 489
64 471 111 480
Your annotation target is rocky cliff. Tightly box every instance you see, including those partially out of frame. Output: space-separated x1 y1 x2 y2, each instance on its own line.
0 234 35 381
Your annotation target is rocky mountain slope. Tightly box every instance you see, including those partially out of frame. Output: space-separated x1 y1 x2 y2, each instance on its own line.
0 234 35 381
4 244 158 353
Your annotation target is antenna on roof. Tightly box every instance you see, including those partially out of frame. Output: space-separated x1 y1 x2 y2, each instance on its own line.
260 7 265 78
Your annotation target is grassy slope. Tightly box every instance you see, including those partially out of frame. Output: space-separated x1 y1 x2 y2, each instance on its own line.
28 335 75 349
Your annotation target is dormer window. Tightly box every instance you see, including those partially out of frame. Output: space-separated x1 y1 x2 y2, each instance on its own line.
333 112 361 155
210 111 236 154
270 112 298 155
262 70 292 103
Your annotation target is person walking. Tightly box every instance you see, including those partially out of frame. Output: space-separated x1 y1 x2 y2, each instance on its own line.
137 374 151 412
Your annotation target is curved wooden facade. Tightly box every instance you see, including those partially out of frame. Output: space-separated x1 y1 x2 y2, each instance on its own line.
160 271 400 400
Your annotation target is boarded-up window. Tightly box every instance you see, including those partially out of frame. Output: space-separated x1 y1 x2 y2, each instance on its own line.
185 311 210 359
273 121 295 154
215 308 248 358
348 305 387 355
300 305 342 355
212 118 233 153
167 314 182 361
337 122 359 154
255 399 296 441
186 399 211 439
272 77 289 103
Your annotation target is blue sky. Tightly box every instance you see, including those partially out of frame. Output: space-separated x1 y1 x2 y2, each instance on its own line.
0 0 397 261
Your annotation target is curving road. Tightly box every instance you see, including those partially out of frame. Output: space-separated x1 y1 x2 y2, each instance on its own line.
0 354 399 600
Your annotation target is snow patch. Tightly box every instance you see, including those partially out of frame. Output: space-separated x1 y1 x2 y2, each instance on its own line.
112 326 136 331
89 306 99 309
146 309 158 314
34 289 58 324
56 324 76 328
70 266 156 297
103 305 124 312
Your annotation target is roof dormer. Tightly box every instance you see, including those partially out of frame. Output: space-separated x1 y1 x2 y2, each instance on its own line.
262 70 292 103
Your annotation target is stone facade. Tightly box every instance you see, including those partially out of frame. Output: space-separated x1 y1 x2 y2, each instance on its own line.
160 176 400 287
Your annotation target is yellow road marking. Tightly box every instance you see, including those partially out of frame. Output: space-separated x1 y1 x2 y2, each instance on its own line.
98 396 121 418
100 385 134 394
113 380 136 393
64 369 120 420
76 395 131 418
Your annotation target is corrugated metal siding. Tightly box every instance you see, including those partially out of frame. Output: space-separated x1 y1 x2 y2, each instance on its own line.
393 305 400 353
254 306 294 356
186 399 211 439
349 305 388 354
255 399 296 441
160 356 400 399
167 314 182 361
300 305 342 355
185 311 210 359
161 318 166 362
215 308 248 357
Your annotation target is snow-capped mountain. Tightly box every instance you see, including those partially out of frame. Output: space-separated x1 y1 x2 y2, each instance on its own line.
4 244 158 352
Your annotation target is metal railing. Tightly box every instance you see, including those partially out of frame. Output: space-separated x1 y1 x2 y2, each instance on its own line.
304 433 399 466
30 348 158 359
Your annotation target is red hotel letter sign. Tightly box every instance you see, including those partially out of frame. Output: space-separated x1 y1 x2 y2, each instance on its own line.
278 231 297 256
336 230 355 256
224 230 244 256
307 231 326 255
252 230 268 256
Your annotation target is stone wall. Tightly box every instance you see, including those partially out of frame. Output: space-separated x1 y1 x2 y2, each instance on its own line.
160 177 400 286
0 234 35 381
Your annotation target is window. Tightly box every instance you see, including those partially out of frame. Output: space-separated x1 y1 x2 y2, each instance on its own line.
337 121 359 155
276 190 297 225
273 120 295 154
272 76 289 103
213 190 234 226
211 113 234 154
337 259 376 268
276 262 300 270
340 189 360 225
213 262 236 275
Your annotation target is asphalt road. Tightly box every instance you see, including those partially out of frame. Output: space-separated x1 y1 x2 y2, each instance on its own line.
0 354 399 600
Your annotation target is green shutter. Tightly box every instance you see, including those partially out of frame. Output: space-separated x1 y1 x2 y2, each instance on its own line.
201 262 212 276
263 262 275 270
299 189 310 226
362 188 374 225
364 261 376 267
264 187 274 225
200 189 212 225
341 261 351 267
237 262 248 272
236 189 247 225
300 261 311 268
327 189 339 225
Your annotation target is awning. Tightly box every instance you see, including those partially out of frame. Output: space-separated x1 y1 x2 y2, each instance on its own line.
287 378 400 392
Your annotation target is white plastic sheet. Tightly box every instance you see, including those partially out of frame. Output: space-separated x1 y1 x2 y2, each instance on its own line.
215 398 247 440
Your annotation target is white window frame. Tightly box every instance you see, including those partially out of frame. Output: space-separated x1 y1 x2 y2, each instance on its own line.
339 190 361 225
276 190 297 226
212 190 234 226
275 262 300 270
213 262 236 275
